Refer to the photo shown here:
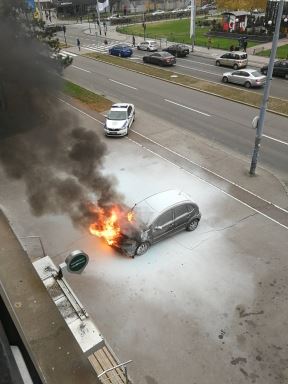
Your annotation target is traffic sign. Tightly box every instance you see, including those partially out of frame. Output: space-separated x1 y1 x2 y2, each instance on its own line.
65 250 89 274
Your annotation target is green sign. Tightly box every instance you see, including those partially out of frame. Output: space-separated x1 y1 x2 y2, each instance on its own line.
65 250 89 274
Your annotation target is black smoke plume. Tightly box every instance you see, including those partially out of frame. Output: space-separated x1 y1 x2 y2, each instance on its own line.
0 0 123 228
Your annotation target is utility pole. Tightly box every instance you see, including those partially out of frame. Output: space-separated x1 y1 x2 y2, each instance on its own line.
249 0 285 175
95 0 102 35
190 0 196 52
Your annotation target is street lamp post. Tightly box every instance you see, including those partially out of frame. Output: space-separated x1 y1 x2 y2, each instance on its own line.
190 0 196 52
249 0 285 176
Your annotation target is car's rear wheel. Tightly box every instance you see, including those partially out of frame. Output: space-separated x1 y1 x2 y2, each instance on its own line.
285 73 288 80
216 60 220 66
186 219 199 232
222 76 228 83
244 81 251 88
233 64 239 70
136 242 150 256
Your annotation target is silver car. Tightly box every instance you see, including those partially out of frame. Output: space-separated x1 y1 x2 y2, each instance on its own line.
116 190 201 257
104 103 135 136
137 40 159 51
216 52 248 69
222 69 266 88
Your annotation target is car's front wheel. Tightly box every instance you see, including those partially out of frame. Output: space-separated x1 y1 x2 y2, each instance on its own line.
222 76 228 83
284 73 288 80
216 60 221 66
136 242 150 256
233 64 239 70
186 219 199 231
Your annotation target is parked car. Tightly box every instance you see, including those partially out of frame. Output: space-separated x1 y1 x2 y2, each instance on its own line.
163 44 189 57
222 69 266 88
143 52 176 66
261 60 288 79
137 40 159 51
216 52 248 69
104 103 135 136
109 44 133 58
117 189 201 257
151 10 165 15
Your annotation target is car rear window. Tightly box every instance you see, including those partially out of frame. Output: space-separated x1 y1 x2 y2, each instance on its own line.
251 71 261 77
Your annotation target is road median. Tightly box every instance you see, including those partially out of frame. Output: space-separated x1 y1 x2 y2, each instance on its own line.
84 52 288 116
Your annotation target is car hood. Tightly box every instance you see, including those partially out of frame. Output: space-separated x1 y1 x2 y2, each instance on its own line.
106 119 127 129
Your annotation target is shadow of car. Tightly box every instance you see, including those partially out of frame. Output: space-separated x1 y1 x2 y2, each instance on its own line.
261 60 288 79
143 52 176 66
109 44 133 57
117 190 201 257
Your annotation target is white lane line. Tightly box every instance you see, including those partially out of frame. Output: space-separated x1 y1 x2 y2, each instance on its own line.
57 98 104 125
71 65 91 73
58 98 288 229
164 99 210 117
129 130 288 229
109 79 138 90
263 134 288 146
177 64 218 76
177 58 216 68
61 50 77 57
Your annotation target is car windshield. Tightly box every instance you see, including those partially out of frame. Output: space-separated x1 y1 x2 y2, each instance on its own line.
107 110 127 120
251 71 262 77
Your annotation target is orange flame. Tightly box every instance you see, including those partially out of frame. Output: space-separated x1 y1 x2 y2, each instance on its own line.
89 208 121 245
127 211 134 222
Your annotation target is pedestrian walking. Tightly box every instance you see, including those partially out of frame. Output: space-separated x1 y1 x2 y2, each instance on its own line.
132 35 135 47
80 16 82 23
76 38 81 51
243 38 248 52
207 36 211 50
49 15 52 22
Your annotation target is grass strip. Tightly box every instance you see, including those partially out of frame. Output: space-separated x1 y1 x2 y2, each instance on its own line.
255 44 288 59
117 20 259 50
63 80 112 112
84 52 288 116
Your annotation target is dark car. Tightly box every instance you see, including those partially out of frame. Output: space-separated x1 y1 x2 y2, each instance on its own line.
109 44 133 58
261 60 288 79
143 52 176 66
117 190 201 257
163 44 189 57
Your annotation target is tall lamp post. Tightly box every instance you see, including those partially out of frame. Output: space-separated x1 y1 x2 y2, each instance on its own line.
190 0 196 52
249 0 285 176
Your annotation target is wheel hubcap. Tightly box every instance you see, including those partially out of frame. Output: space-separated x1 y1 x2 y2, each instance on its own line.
189 220 198 230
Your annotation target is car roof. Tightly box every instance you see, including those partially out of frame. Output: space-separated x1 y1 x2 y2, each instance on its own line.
133 189 195 226
110 103 132 110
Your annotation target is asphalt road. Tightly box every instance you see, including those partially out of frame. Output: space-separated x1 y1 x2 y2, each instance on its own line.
1 103 287 384
60 26 288 100
63 55 288 183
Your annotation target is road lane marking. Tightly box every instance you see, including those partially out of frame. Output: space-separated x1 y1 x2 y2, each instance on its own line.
58 98 288 229
57 98 104 125
263 134 288 146
109 79 138 90
71 65 91 73
176 64 219 76
178 58 216 67
61 50 77 57
164 99 210 117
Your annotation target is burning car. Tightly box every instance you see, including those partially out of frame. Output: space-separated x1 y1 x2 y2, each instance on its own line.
89 190 201 257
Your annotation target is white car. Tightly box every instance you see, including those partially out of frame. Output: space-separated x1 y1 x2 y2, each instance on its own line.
104 103 135 137
137 40 159 51
152 10 165 16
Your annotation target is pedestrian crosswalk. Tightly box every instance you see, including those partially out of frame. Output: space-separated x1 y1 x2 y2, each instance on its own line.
81 40 134 54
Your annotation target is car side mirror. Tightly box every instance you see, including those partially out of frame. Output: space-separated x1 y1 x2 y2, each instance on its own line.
154 225 162 230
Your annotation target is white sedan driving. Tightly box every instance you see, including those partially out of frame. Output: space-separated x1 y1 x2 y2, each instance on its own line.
104 103 135 137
